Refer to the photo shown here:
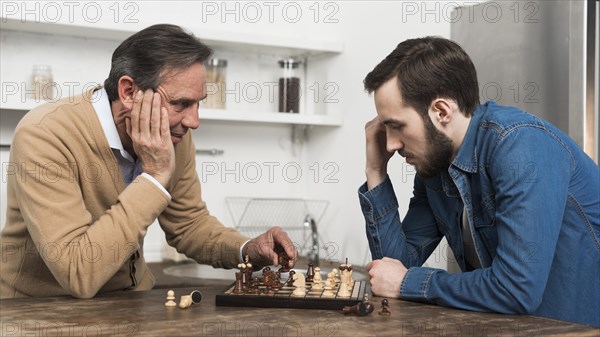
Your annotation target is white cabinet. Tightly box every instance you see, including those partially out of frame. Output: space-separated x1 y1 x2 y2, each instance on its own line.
0 17 344 144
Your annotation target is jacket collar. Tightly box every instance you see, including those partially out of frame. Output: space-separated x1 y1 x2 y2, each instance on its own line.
450 101 493 174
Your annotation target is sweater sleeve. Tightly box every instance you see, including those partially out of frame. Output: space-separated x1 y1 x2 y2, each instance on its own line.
158 134 249 268
11 122 170 298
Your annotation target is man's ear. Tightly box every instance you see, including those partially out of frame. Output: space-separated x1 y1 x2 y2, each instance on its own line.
429 98 453 125
117 76 138 110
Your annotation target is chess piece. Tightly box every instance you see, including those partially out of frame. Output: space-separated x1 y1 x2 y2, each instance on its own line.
379 299 391 316
322 289 335 298
276 245 291 272
285 270 296 287
306 263 315 282
311 281 323 290
337 280 351 297
292 272 306 297
311 267 323 290
165 290 176 307
331 268 340 283
190 290 202 304
179 295 192 309
244 255 253 281
342 301 374 316
313 267 322 283
233 272 244 294
324 278 335 290
240 265 248 289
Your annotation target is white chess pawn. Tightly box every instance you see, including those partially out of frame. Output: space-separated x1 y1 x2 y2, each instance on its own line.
337 281 351 298
324 278 334 290
322 289 335 298
165 290 176 307
313 267 322 283
332 268 340 282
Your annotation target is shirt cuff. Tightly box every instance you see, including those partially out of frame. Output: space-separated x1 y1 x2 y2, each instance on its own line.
140 173 171 199
399 266 439 301
358 175 399 222
240 239 252 262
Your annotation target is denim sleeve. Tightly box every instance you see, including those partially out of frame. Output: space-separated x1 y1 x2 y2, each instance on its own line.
401 126 573 315
358 176 442 268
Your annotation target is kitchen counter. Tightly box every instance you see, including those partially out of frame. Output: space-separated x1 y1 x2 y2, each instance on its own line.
1 278 598 336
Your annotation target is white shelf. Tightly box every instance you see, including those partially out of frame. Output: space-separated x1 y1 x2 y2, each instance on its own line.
201 109 341 126
1 18 343 128
0 100 342 127
0 18 343 58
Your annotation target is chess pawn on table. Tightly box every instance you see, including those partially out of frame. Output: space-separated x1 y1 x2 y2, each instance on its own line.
179 295 193 309
164 290 176 307
291 272 306 297
342 301 374 316
379 299 391 316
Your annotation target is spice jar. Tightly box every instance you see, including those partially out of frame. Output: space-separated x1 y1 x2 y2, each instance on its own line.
204 58 227 109
278 58 302 113
31 65 54 101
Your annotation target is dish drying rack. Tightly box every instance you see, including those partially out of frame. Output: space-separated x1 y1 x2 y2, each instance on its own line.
226 197 329 264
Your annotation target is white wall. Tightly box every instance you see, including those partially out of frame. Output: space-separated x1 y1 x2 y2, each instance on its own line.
1 1 477 269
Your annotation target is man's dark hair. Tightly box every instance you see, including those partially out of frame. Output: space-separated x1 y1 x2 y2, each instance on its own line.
104 24 213 102
364 36 479 117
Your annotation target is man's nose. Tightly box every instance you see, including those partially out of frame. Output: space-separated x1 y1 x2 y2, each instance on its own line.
183 107 200 129
387 134 403 153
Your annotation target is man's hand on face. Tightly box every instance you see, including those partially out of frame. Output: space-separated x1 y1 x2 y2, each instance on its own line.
366 257 407 298
126 89 176 188
365 117 394 190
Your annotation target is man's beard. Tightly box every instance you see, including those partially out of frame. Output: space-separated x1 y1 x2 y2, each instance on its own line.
415 116 454 178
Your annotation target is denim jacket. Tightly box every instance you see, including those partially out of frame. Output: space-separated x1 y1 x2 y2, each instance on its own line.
359 102 600 326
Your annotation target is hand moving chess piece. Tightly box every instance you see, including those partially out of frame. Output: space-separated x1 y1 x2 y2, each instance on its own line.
342 301 374 316
379 298 391 316
164 290 176 307
292 272 306 297
276 245 291 272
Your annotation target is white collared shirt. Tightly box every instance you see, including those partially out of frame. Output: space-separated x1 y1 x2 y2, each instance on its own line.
91 88 170 198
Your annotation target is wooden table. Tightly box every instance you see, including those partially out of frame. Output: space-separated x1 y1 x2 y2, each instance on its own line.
1 279 598 337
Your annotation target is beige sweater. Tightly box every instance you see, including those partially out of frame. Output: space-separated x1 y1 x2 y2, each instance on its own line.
0 90 249 298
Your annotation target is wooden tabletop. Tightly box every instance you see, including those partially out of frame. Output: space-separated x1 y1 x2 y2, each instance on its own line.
1 279 598 337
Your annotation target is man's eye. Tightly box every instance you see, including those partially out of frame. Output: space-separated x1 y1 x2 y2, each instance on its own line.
174 102 190 109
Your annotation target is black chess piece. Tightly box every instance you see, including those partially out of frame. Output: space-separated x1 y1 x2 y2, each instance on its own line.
276 245 291 273
306 263 315 282
286 270 296 286
342 301 374 316
190 290 202 304
379 298 391 316
233 272 244 294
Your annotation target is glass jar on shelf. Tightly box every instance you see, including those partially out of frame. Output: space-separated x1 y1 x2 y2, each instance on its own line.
204 58 227 109
31 65 54 101
278 58 302 113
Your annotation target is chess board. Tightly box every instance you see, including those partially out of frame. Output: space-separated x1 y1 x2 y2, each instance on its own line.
215 280 368 310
